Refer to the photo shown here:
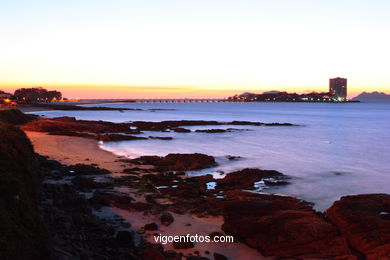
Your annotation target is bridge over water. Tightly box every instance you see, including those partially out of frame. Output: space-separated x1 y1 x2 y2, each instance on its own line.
133 98 230 103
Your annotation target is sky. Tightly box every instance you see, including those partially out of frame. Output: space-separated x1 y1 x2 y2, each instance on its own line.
1 0 389 98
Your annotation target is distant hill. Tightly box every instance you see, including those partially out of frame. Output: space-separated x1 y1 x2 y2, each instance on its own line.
352 92 390 102
238 92 256 98
238 91 283 98
263 90 282 94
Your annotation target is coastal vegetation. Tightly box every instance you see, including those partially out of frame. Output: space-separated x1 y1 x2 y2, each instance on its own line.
14 87 62 103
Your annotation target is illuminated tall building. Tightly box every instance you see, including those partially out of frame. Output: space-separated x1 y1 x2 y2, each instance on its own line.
329 77 347 101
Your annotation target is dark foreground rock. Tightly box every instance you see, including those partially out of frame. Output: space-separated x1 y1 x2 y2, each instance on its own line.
0 108 37 125
173 239 195 249
327 194 390 260
39 156 143 259
40 182 140 259
222 192 355 259
160 212 175 226
0 123 50 259
0 120 144 259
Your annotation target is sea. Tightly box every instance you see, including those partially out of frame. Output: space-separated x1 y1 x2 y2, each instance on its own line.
32 101 390 210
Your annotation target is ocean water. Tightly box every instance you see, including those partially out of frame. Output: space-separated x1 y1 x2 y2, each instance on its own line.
34 102 390 210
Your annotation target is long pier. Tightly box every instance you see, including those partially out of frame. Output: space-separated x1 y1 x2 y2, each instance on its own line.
133 98 229 103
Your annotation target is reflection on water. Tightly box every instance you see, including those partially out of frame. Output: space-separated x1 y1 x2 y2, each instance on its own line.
35 102 390 210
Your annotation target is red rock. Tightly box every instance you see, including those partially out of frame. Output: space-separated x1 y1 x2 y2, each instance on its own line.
48 130 94 138
129 156 163 165
195 129 227 133
143 248 166 260
21 117 139 134
163 250 181 259
158 153 216 171
222 192 355 259
173 239 195 249
189 174 214 184
131 120 221 131
160 212 174 226
148 136 173 140
172 127 191 133
327 194 390 260
213 252 228 260
217 168 288 190
97 134 147 141
144 223 159 231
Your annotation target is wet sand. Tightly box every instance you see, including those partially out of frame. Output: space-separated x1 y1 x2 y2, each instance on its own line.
25 131 126 174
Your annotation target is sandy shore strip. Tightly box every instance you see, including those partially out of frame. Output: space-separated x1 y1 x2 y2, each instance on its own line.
25 131 127 174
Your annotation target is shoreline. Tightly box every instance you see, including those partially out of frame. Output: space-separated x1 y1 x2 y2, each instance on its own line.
6 109 388 259
25 131 126 174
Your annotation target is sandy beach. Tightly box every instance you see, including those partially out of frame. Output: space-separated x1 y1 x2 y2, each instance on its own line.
25 131 127 174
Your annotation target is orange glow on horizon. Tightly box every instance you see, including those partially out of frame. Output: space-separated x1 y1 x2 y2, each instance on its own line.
0 81 388 99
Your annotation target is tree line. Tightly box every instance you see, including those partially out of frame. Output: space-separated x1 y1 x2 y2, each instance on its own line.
0 87 63 103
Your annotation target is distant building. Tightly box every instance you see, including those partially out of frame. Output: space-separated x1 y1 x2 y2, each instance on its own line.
329 77 347 101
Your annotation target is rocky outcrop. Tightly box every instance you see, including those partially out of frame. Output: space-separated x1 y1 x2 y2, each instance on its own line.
148 136 173 140
21 116 139 134
0 121 142 259
144 223 159 231
173 239 195 249
130 153 216 171
195 129 228 133
160 212 174 226
130 120 222 131
0 108 36 125
229 121 294 126
222 192 355 259
0 123 50 259
157 153 216 171
131 120 296 131
216 168 289 190
39 156 142 259
327 194 390 259
172 127 191 133
23 117 295 135
22 116 296 142
97 134 147 141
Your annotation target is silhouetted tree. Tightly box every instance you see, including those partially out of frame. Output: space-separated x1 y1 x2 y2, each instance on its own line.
14 87 62 103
